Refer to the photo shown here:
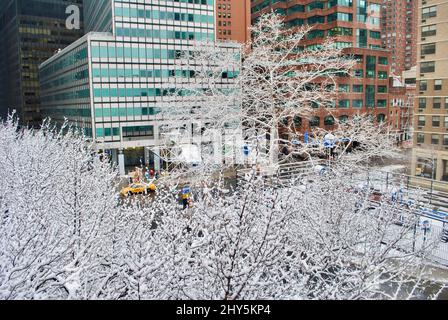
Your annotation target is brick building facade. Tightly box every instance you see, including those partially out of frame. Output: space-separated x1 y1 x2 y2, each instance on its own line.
251 0 391 132
216 0 251 43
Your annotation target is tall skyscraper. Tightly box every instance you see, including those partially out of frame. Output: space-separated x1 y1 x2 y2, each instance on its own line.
412 0 448 182
381 0 418 75
39 0 240 174
0 0 84 126
251 0 391 131
216 0 251 43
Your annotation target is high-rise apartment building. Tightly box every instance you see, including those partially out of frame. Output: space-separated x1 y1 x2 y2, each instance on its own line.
0 0 84 126
251 0 391 131
381 0 418 75
411 0 448 181
216 0 251 43
39 0 240 174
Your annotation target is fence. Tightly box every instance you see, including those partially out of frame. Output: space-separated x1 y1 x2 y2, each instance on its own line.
236 160 448 266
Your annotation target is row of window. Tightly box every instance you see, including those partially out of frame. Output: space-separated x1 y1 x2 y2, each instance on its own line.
41 68 89 91
92 66 238 79
418 97 448 109
417 115 448 128
352 70 388 79
252 0 354 14
338 84 388 93
42 106 91 118
305 28 380 41
114 7 214 24
95 125 156 139
114 27 214 41
419 79 443 92
91 46 186 60
40 47 88 78
416 133 448 146
336 99 388 108
41 88 90 103
92 87 233 98
95 107 162 118
280 113 386 128
163 0 213 5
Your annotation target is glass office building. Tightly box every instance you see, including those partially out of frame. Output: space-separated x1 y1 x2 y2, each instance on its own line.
0 0 84 126
40 0 240 173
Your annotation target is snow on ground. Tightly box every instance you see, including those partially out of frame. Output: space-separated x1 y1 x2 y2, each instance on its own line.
374 164 407 174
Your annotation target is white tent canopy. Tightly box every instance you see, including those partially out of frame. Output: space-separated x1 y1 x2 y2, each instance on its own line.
176 144 202 165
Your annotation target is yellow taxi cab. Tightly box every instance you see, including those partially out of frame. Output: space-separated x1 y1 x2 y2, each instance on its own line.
120 182 156 197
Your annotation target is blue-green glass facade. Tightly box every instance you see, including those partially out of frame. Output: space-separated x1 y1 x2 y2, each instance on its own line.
40 0 239 149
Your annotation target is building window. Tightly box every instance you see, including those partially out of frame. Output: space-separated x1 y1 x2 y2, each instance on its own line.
421 25 436 37
445 116 448 128
324 116 335 126
339 115 349 123
377 114 386 123
419 98 426 109
352 99 363 108
309 116 320 127
420 61 435 73
419 80 427 91
377 100 387 108
378 71 388 79
353 84 363 92
444 135 448 146
378 57 388 65
365 85 375 108
418 115 426 126
421 43 436 55
432 116 440 127
433 97 441 109
338 84 350 92
434 79 442 90
339 99 350 108
366 55 376 78
417 133 425 143
422 6 437 20
431 134 439 145
377 86 387 93
354 69 363 77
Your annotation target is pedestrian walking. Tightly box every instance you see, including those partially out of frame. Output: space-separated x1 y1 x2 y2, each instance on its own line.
182 192 189 210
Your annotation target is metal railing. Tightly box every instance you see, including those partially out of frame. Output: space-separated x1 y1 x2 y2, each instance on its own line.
236 160 448 266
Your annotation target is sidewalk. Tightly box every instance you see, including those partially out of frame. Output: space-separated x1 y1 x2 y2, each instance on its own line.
424 264 448 283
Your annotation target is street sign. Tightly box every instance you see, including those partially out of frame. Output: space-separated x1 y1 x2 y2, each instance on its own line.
242 145 250 156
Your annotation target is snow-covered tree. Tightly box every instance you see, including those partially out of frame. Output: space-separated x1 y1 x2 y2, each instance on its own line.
156 13 396 172
0 114 444 300
128 172 437 300
0 13 443 301
0 115 119 299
